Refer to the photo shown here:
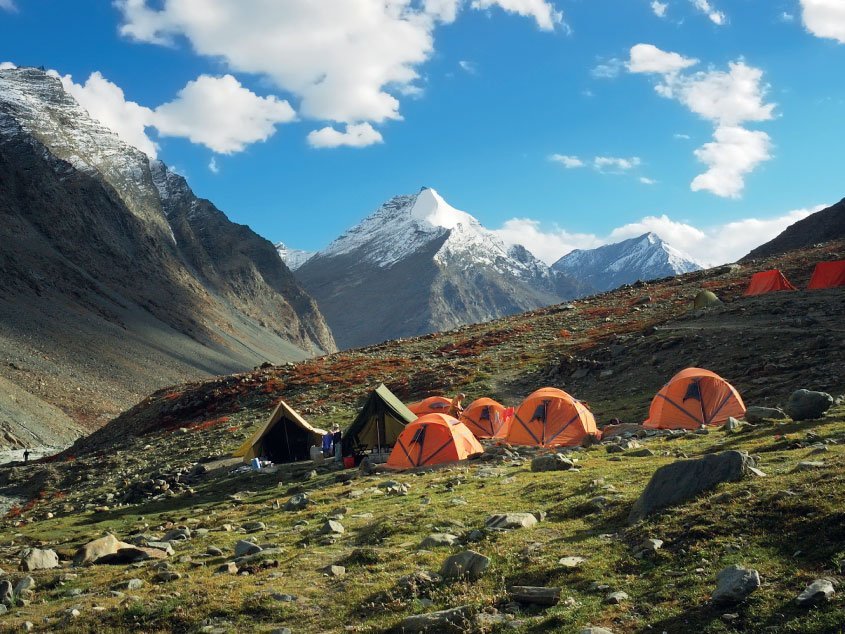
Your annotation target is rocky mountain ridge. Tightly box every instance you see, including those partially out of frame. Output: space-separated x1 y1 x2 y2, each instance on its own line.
743 198 845 261
0 66 335 446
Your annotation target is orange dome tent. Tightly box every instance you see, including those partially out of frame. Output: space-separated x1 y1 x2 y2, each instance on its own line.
808 260 845 289
386 413 484 469
644 368 746 430
506 388 599 448
744 270 797 296
460 398 512 439
407 396 453 416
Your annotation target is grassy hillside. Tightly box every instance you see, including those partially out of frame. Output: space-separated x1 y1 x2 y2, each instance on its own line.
0 240 842 633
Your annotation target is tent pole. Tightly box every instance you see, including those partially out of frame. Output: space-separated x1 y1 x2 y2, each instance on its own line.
698 380 707 427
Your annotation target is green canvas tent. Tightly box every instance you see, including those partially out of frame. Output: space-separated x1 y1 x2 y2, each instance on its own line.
233 400 328 463
342 384 417 455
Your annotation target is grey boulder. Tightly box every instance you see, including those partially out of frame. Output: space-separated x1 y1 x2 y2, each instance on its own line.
745 406 787 423
712 565 760 603
440 550 490 580
485 513 538 530
395 605 474 633
531 454 574 472
19 548 59 571
420 533 459 549
629 451 754 524
786 389 834 421
796 579 835 607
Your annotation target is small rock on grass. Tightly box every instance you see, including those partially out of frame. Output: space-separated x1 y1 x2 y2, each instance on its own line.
796 579 835 606
604 591 628 604
396 605 474 633
559 556 586 569
712 565 760 604
441 551 490 580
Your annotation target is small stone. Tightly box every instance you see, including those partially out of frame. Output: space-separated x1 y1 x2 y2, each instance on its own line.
420 533 460 548
638 538 664 555
206 546 224 557
796 579 835 606
13 576 35 596
745 406 787 423
154 571 182 583
0 580 13 606
722 417 743 431
604 591 629 604
322 565 345 577
441 550 490 580
786 389 834 421
216 562 239 575
234 540 262 557
318 520 345 535
531 454 574 472
794 461 825 471
397 606 474 633
558 556 586 569
114 578 144 591
242 521 266 533
712 565 760 603
284 493 311 511
19 548 59 571
484 513 538 530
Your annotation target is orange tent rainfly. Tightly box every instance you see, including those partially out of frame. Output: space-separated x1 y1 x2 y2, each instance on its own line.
744 270 797 296
407 396 453 416
460 397 512 439
807 260 845 289
644 368 746 430
386 413 484 469
506 387 599 448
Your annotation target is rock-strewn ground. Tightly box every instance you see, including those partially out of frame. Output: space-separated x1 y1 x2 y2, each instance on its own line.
0 240 842 632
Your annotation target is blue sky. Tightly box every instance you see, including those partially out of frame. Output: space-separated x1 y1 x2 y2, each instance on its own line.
1 0 843 265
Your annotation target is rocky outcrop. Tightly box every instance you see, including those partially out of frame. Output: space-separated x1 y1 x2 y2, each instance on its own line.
743 199 845 260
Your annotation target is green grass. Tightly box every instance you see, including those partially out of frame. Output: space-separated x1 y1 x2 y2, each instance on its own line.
2 405 844 632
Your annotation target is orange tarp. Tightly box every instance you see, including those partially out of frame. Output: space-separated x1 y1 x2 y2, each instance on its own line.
744 270 797 296
460 398 512 439
808 260 845 289
407 396 452 416
386 413 484 469
644 367 746 430
506 387 599 448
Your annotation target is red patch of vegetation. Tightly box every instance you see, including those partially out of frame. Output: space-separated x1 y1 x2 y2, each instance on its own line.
436 324 533 357
189 416 231 432
6 489 45 518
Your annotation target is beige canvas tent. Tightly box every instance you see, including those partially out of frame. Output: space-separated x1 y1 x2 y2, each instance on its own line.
233 400 327 463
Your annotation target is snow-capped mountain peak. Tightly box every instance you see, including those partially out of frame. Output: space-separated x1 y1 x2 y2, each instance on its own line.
410 187 478 230
552 232 702 292
275 242 314 271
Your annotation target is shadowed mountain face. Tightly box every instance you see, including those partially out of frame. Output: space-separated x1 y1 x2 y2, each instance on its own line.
743 199 845 261
296 188 585 349
0 67 335 446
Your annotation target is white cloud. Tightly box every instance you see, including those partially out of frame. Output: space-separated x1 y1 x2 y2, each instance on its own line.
628 44 775 197
56 71 159 157
594 156 641 172
208 157 219 174
153 74 296 154
780 11 794 22
458 60 478 74
549 154 585 168
639 176 658 185
591 58 623 79
691 0 726 25
115 0 561 134
493 205 825 266
470 0 564 31
627 44 699 74
690 125 772 198
0 61 17 70
307 123 384 149
651 1 668 18
674 133 691 140
0 0 17 12
56 71 295 157
799 0 845 43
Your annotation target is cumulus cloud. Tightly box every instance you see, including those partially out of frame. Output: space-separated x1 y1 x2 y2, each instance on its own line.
0 0 17 12
799 0 845 43
307 123 384 149
153 74 296 154
55 71 159 157
115 0 563 137
493 205 825 266
628 44 775 198
780 11 794 22
651 1 668 18
549 154 585 168
470 0 564 31
639 176 658 185
691 0 726 25
458 60 478 74
208 157 219 174
690 126 772 197
56 71 295 157
627 44 698 75
674 133 691 140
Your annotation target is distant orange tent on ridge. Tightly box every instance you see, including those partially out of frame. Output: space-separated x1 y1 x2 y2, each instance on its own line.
460 397 512 439
407 396 452 416
644 368 746 430
807 260 845 289
386 413 483 469
506 387 599 448
744 270 797 296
